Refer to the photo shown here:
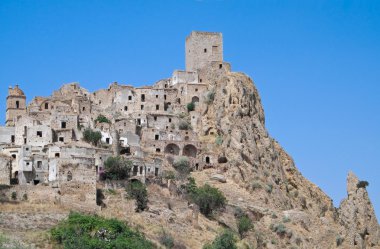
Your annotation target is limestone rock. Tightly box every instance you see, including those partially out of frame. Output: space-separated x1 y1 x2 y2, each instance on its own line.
210 174 226 183
338 171 380 248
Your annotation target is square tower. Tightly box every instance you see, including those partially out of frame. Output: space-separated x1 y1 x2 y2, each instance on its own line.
185 31 223 72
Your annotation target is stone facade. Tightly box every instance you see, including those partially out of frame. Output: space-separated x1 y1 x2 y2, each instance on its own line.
0 31 229 212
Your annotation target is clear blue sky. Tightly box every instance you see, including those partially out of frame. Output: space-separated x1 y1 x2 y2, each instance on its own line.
1 0 379 217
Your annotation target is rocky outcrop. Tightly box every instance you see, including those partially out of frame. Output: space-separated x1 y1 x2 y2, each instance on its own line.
338 172 380 248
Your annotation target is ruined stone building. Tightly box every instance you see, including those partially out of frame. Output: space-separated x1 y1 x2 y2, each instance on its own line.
0 31 229 210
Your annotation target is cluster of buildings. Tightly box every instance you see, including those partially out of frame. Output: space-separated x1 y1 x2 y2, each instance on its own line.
0 31 231 210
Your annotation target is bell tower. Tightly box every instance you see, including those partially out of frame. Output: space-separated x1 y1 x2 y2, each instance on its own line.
6 85 26 127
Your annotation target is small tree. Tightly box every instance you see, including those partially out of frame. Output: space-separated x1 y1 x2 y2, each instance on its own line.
357 180 369 189
103 156 132 180
173 157 190 179
83 128 102 146
126 181 148 212
203 230 237 249
187 102 195 112
237 214 253 238
95 114 110 124
190 184 226 217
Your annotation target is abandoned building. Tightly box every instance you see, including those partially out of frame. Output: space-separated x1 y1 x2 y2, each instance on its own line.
0 31 230 211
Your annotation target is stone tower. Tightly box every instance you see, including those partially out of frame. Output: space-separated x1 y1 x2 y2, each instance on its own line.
185 31 223 72
6 85 26 127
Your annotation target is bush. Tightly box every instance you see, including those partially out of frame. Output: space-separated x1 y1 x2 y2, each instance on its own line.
272 223 287 236
215 136 223 146
265 184 273 194
103 156 133 180
173 157 190 179
95 114 111 124
237 214 253 238
178 120 192 130
357 180 369 189
187 102 195 112
159 230 174 249
126 181 148 212
22 193 28 201
83 128 102 146
252 181 262 190
11 191 16 200
205 91 215 104
51 212 154 249
186 177 197 195
162 170 176 180
189 184 226 217
203 230 237 249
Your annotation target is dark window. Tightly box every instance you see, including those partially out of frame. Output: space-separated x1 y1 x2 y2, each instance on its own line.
26 162 30 165
137 119 141 125
164 95 167 100
128 96 132 100
59 137 64 142
37 131 42 137
168 118 171 123
155 134 159 140
24 138 27 144
154 116 157 121
156 105 159 110
141 94 145 102
45 103 49 109
106 138 110 144
82 107 85 111
37 161 42 169
124 106 128 111
61 121 67 129
11 135 15 143
200 79 203 83
204 48 207 53
219 64 223 69
156 148 161 153
195 88 198 92
206 156 210 164
139 167 143 175
12 154 16 159
156 95 158 98
155 167 159 176
16 101 20 109
141 105 144 110
164 84 168 88
55 153 60 158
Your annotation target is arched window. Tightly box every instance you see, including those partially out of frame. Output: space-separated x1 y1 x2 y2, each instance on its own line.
183 144 197 158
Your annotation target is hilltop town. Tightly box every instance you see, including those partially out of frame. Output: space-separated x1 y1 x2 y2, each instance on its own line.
0 32 379 249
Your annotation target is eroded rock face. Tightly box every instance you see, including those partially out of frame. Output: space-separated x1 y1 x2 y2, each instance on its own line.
201 68 380 248
338 172 380 248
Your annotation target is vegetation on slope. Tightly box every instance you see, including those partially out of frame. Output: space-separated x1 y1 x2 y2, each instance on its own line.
51 212 155 249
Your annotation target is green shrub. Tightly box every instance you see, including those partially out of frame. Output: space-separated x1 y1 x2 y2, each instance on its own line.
103 156 132 180
126 181 148 212
178 120 192 130
190 184 226 217
187 102 195 112
357 180 369 189
237 214 253 238
252 181 262 190
265 184 273 194
51 212 154 249
95 114 111 124
173 157 190 179
215 136 223 146
205 91 215 104
159 230 174 248
272 223 287 236
203 230 237 249
11 191 16 200
83 128 102 146
282 216 291 223
162 170 176 180
186 177 197 195
22 193 28 201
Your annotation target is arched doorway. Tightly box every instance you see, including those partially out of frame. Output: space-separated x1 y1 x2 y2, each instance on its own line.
192 96 199 103
183 144 197 158
164 143 180 155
